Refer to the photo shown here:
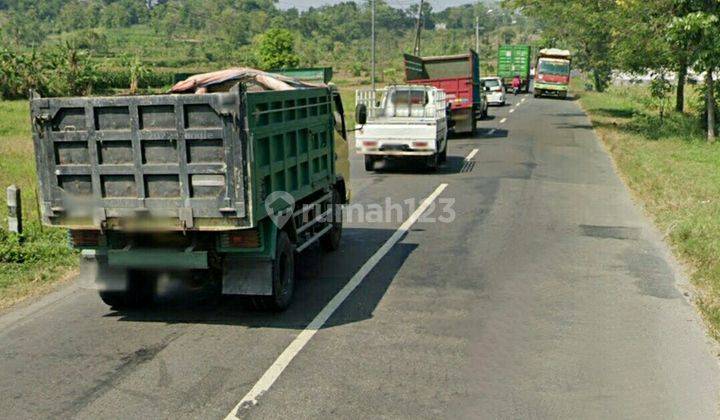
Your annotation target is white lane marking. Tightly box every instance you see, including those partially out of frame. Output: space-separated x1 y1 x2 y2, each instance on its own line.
500 118 507 124
488 128 496 136
509 109 515 114
521 98 526 103
224 183 449 418
465 149 479 161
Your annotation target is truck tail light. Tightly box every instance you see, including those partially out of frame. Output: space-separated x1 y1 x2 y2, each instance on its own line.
70 230 101 247
362 141 377 147
413 141 428 148
225 229 261 248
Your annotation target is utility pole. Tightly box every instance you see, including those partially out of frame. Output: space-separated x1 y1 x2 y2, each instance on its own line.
475 15 480 53
413 0 424 56
371 0 376 94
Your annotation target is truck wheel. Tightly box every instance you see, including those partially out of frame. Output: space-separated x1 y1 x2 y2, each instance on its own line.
320 189 343 252
252 231 295 311
364 156 375 171
439 145 447 163
470 115 477 136
98 271 154 309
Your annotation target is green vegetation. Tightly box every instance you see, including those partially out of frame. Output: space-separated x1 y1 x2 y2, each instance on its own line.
0 101 76 309
0 1 531 97
577 81 720 336
508 0 720 141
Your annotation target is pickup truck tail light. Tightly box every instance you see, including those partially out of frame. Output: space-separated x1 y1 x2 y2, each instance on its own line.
362 141 378 147
413 141 429 148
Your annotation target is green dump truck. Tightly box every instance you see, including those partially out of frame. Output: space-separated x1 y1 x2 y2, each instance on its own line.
30 80 350 311
497 45 532 93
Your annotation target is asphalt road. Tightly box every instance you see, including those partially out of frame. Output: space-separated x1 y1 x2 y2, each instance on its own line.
1 93 719 419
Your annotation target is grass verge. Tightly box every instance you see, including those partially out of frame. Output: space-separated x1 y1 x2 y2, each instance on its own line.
0 100 77 311
575 82 720 337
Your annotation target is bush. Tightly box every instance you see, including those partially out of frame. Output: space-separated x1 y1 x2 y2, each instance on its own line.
0 45 97 99
0 225 74 265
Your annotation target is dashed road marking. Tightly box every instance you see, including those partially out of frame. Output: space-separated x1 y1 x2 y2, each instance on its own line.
488 128 496 136
500 118 507 124
224 183 449 419
465 149 479 161
521 98 526 103
509 109 515 114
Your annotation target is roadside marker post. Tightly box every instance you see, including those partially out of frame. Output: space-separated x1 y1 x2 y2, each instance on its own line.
7 185 22 236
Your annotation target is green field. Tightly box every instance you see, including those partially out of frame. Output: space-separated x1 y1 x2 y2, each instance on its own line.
0 101 77 309
577 83 720 336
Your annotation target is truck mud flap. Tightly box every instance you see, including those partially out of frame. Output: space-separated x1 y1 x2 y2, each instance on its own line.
79 250 128 291
222 255 273 296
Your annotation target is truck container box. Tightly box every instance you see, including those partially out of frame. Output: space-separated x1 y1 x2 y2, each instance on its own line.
497 45 532 91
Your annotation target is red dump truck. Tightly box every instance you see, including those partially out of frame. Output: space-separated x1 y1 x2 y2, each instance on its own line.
403 50 487 134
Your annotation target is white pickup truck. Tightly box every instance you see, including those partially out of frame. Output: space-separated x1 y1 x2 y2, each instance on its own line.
355 85 448 171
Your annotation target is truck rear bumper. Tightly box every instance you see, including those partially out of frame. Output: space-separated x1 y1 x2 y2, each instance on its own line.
359 150 435 157
534 82 568 91
107 249 209 270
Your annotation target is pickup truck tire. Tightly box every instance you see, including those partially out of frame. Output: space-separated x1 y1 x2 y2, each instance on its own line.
251 231 295 311
98 271 154 309
426 153 439 172
439 145 447 163
364 156 375 171
320 189 343 252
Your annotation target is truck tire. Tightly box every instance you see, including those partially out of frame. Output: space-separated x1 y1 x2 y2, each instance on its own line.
251 230 295 311
470 115 477 136
364 156 375 171
98 271 154 309
320 189 343 252
439 145 447 163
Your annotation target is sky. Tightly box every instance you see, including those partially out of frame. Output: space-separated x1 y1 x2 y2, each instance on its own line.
276 0 479 11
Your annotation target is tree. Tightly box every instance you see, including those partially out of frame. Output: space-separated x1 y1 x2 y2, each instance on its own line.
649 74 673 125
121 55 148 94
613 0 695 112
255 28 300 70
505 0 616 92
51 43 98 96
668 8 720 142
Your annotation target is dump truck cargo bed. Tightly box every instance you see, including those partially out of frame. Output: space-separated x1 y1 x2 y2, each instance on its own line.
30 85 337 231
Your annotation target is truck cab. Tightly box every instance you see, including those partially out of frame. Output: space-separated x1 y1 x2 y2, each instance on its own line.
534 48 572 98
